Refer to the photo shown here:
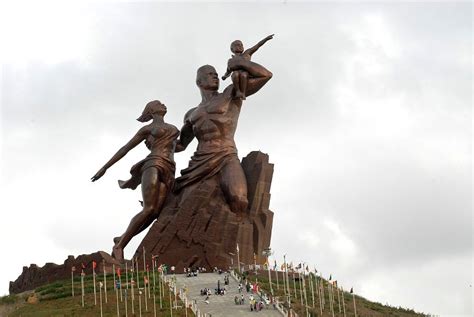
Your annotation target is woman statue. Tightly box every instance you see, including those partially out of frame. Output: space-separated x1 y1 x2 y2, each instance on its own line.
91 100 179 261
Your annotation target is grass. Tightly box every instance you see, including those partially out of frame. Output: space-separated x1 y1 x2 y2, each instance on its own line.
236 269 430 317
1 271 194 317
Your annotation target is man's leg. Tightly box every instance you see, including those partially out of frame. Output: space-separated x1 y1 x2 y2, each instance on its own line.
220 157 248 214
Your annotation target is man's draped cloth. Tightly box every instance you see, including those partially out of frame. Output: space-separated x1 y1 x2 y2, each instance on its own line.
118 154 176 190
174 146 238 192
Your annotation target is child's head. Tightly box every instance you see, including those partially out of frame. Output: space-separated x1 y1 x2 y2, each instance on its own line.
230 40 244 54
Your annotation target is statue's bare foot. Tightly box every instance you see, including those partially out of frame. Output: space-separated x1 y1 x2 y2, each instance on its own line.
112 245 124 262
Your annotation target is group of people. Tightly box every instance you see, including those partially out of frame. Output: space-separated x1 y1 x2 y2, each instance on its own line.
248 294 266 312
185 267 206 277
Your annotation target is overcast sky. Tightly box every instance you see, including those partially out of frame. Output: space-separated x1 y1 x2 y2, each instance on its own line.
0 1 471 316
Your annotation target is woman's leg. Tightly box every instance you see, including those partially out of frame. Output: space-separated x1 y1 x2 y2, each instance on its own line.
112 167 163 261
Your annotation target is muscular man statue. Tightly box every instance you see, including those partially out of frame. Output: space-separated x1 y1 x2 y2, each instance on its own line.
175 54 273 215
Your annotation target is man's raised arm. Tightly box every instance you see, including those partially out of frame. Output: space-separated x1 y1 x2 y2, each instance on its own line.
228 59 272 98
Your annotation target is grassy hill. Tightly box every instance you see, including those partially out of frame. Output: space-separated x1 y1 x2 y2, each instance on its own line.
1 271 192 317
1 269 433 316
239 270 431 317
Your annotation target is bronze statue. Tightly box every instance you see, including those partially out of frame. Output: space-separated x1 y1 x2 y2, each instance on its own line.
221 34 274 100
175 35 274 216
91 100 179 261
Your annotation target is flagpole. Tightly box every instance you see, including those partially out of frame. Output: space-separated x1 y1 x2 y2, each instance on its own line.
125 288 128 317
126 261 129 290
93 262 97 305
329 279 335 317
341 287 346 317
103 259 108 304
236 244 240 274
147 264 151 299
131 261 135 315
71 267 75 297
304 274 309 317
114 265 120 317
283 254 291 308
292 270 297 300
298 269 303 306
263 248 273 296
99 281 103 317
152 256 157 317
143 247 148 311
320 273 325 312
351 288 357 317
309 271 315 308
81 270 85 307
337 282 342 313
274 260 279 290
136 258 140 293
139 288 143 317
119 266 123 302
159 265 163 309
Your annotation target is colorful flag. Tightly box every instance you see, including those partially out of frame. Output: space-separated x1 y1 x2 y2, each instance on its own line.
82 262 86 270
71 266 76 272
116 267 121 278
92 261 97 270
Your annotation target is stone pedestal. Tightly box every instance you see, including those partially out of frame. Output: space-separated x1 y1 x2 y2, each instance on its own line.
134 151 274 270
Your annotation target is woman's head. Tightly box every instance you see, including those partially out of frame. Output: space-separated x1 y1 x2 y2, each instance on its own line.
137 100 167 122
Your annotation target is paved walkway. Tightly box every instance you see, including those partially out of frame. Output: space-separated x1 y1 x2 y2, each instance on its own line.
174 273 282 317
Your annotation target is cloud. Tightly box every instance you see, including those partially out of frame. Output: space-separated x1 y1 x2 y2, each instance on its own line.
0 2 471 315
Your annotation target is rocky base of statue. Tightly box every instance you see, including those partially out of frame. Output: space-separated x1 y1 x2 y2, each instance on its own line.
9 251 121 294
133 151 274 271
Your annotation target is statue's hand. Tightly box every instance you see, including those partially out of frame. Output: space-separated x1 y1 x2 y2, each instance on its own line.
265 34 274 41
91 168 107 182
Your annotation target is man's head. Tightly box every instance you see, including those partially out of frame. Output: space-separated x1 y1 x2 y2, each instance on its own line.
230 40 244 54
196 65 219 91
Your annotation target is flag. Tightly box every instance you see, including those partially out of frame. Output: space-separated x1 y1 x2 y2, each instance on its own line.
82 263 86 270
99 281 103 288
146 264 149 272
116 280 121 289
274 260 277 270
281 264 285 270
71 266 76 272
329 274 332 281
236 243 239 253
296 263 302 270
92 261 97 270
144 276 149 285
305 265 309 272
350 287 353 294
116 267 121 278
